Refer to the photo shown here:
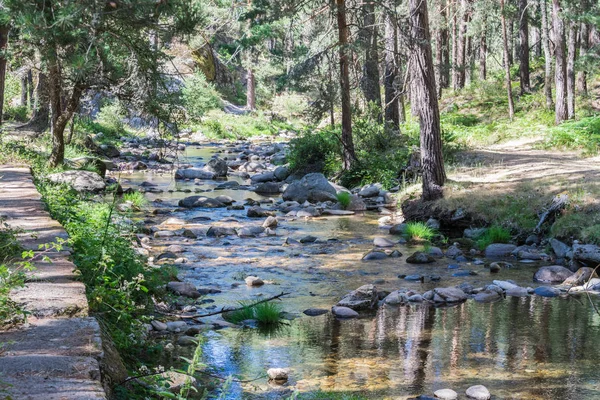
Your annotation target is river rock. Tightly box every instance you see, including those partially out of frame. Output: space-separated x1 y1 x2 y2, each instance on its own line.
217 181 240 189
430 287 468 303
362 251 388 260
255 182 282 194
426 218 440 230
47 170 106 193
167 282 201 298
166 321 188 332
274 166 290 181
67 157 107 177
303 308 328 316
445 245 463 259
534 286 561 297
237 226 265 238
434 388 458 400
492 280 519 291
337 284 378 310
474 290 502 303
484 243 517 258
358 183 381 198
247 206 275 218
562 267 597 286
215 195 234 205
322 209 355 216
297 207 321 218
299 235 317 243
99 143 120 158
506 286 530 297
251 171 275 183
374 237 396 248
177 335 198 346
534 265 573 283
206 226 237 237
406 252 435 264
175 168 216 180
389 224 408 235
179 196 225 208
282 173 337 203
465 385 491 400
346 195 367 211
427 247 444 258
151 320 168 331
573 244 600 266
166 245 184 253
331 306 359 318
267 368 289 382
262 216 278 229
550 238 571 259
384 290 409 305
205 158 228 177
245 276 264 286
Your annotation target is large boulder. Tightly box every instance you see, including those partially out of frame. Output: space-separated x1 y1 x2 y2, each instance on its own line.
406 251 435 264
174 168 216 180
204 158 228 177
282 173 337 203
47 170 106 193
562 267 597 286
167 282 201 298
533 265 573 283
178 196 225 208
573 244 600 266
250 172 275 183
484 243 517 258
424 287 468 304
67 157 107 177
336 284 378 310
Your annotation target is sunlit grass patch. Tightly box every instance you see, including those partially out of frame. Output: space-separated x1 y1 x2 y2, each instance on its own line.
404 222 436 242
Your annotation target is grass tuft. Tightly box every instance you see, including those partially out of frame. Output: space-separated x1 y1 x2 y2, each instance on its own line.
475 224 512 250
123 191 148 209
336 192 351 209
223 301 282 325
404 222 436 242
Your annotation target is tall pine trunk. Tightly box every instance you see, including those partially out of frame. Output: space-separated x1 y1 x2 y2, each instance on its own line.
435 0 449 98
21 75 29 107
519 0 531 94
384 0 400 128
0 26 9 125
453 0 469 90
409 0 446 201
27 70 34 108
501 0 515 120
567 21 578 119
479 22 487 81
578 21 589 95
552 0 568 124
360 0 381 113
451 0 458 91
246 67 256 110
336 0 356 170
541 0 553 109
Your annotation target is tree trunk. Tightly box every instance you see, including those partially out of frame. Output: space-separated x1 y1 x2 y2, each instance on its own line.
501 0 515 120
409 0 446 201
567 20 578 119
384 0 400 128
27 70 34 108
453 0 469 90
578 19 589 95
336 0 356 170
360 0 381 112
21 75 29 107
508 17 514 66
541 0 553 109
435 0 449 97
479 23 487 81
0 26 9 125
465 35 472 86
552 0 568 124
519 0 531 94
246 67 256 110
451 0 458 90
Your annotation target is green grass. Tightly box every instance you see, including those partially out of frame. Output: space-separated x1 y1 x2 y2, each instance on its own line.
542 115 600 155
123 191 148 209
336 192 351 209
475 224 512 250
404 222 436 242
223 300 283 325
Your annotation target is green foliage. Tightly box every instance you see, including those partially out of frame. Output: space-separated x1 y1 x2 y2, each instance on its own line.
194 110 294 140
3 105 29 122
404 222 436 242
223 301 283 325
287 127 341 175
543 116 600 155
182 73 222 122
476 225 512 250
96 100 127 136
123 191 148 209
336 192 351 209
0 222 27 326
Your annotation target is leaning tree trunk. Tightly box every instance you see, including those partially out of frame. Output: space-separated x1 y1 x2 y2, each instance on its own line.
384 0 400 128
409 0 446 201
519 0 531 94
501 0 515 120
553 0 568 124
567 20 578 119
541 0 554 109
360 0 381 113
336 0 356 170
0 25 9 125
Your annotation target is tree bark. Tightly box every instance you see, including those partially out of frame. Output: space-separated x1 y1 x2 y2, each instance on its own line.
27 70 34 108
453 0 469 90
578 0 589 96
451 0 458 90
246 67 256 110
384 0 399 128
567 20 578 119
360 0 381 113
21 75 29 107
519 0 531 94
552 0 568 124
0 26 9 125
336 0 356 170
541 0 553 109
508 16 514 66
501 0 515 120
479 21 487 81
409 0 446 201
435 0 449 97
465 34 472 86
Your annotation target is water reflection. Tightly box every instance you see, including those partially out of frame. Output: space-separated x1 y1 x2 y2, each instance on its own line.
203 297 600 399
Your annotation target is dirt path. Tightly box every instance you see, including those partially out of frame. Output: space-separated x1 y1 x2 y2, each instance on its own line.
0 166 107 399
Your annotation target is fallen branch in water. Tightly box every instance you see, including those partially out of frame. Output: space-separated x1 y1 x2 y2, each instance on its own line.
179 292 290 319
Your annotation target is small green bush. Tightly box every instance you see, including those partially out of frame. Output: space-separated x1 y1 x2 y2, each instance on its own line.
182 72 222 122
223 301 282 325
476 225 512 250
404 222 436 241
96 100 127 136
123 191 148 209
336 192 351 209
287 127 341 175
4 105 29 122
543 116 600 155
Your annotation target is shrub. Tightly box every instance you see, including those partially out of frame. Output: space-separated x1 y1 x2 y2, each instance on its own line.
287 127 341 175
543 116 600 155
96 100 127 136
476 225 512 250
4 105 29 122
123 191 148 209
182 72 222 122
336 192 351 209
404 222 436 241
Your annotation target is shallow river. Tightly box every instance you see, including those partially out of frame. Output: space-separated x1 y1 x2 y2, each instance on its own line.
121 145 600 399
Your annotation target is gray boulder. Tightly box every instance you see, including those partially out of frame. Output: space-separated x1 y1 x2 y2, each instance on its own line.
406 252 435 264
67 157 107 177
167 282 200 298
337 284 378 310
47 170 106 193
331 306 359 318
254 182 282 194
205 158 228 177
282 173 337 203
550 238 571 259
358 184 381 198
206 226 237 237
466 385 491 400
389 224 408 235
247 206 275 218
533 265 573 283
175 168 216 180
274 166 290 181
484 243 517 258
178 196 225 208
573 244 600 266
251 171 275 183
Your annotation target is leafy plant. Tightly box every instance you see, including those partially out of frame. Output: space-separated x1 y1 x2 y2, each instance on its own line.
182 72 222 122
287 127 341 175
404 222 436 242
476 225 512 250
336 192 351 209
123 191 148 209
96 100 127 136
223 300 283 325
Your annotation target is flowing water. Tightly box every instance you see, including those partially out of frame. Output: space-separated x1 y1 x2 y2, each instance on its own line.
123 145 600 399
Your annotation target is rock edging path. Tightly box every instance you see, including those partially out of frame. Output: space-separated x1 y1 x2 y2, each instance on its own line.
0 166 107 399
